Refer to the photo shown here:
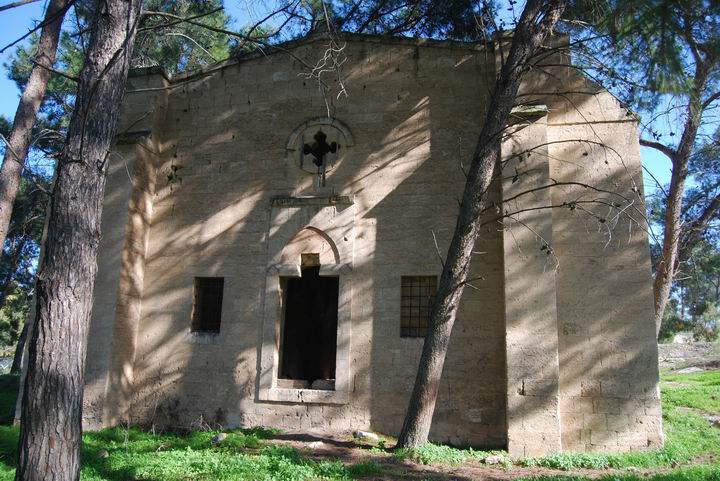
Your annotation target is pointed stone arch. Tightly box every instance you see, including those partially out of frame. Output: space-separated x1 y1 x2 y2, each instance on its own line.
258 196 354 405
279 226 341 267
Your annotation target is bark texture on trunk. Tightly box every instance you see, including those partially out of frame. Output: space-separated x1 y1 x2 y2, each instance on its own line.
0 0 69 256
15 1 143 480
395 0 567 449
652 63 709 338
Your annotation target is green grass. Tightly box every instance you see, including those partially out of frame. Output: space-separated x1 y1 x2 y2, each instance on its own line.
515 464 720 480
662 370 720 413
0 426 17 476
0 375 18 425
346 460 383 477
394 442 511 466
0 370 717 480
0 425 385 481
80 443 351 481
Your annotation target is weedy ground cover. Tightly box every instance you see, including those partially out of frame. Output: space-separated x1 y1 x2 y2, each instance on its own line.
0 370 716 480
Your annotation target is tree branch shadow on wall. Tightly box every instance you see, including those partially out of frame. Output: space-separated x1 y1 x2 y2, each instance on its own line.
81 36 661 458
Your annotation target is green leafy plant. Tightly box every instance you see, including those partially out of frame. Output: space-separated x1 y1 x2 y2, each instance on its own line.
347 460 384 477
394 443 470 465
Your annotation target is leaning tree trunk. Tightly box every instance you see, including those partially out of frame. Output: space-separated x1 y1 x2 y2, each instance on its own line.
0 236 30 376
652 62 709 338
0 0 69 256
653 167 690 336
396 0 567 449
0 235 28 308
15 1 143 480
10 322 28 375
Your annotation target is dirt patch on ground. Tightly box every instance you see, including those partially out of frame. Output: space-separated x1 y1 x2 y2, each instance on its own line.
268 431 707 480
659 342 718 371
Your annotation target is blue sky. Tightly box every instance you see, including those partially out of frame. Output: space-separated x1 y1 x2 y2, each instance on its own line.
0 0 673 192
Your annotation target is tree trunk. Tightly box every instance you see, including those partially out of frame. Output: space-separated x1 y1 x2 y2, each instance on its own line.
0 235 28 308
677 193 720 263
0 234 29 375
10 321 28 375
652 63 709 338
0 0 70 257
396 0 567 449
15 1 143 480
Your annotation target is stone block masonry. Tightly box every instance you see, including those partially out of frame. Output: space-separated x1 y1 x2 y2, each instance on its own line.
73 32 662 455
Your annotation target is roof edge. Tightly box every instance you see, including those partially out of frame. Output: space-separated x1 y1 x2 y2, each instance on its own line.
128 31 493 85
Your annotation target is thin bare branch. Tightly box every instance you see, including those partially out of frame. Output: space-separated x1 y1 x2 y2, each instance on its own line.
431 230 444 268
0 133 22 163
640 138 677 160
642 164 669 198
0 0 74 53
702 90 720 110
139 6 224 33
486 180 635 213
164 32 217 62
30 58 78 82
0 0 39 12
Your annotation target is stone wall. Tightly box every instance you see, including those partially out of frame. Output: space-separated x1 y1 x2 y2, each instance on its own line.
492 39 663 455
83 70 168 429
547 91 664 451
82 33 662 453
85 36 508 447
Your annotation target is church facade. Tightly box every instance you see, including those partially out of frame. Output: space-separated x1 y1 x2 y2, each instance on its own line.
81 32 663 456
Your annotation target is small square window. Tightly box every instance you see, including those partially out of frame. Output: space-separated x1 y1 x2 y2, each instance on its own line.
400 276 437 338
192 277 224 333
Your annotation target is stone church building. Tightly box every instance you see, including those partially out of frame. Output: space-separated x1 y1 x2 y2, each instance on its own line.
80 32 663 456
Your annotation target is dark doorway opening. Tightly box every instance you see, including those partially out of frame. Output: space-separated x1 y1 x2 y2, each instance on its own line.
279 263 339 389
